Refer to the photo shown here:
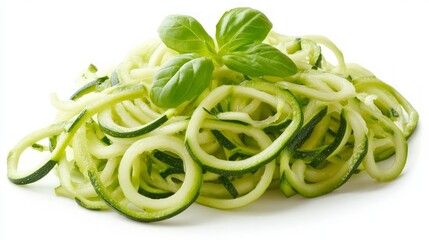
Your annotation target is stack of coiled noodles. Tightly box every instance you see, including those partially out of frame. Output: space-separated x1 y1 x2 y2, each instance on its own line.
7 31 419 222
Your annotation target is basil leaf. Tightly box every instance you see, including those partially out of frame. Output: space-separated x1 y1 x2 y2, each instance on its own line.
151 53 214 108
158 15 216 55
216 7 272 53
222 43 297 77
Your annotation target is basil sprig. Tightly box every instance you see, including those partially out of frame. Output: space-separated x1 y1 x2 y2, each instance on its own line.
151 7 297 108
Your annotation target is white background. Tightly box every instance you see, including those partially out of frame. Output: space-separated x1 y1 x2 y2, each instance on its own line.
1 0 428 239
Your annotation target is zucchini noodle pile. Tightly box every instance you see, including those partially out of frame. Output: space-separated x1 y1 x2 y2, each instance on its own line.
7 31 419 222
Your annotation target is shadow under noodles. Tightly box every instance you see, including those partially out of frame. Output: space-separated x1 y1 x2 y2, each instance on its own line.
154 170 396 226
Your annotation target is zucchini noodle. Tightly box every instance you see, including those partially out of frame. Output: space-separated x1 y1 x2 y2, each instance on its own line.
7 31 419 222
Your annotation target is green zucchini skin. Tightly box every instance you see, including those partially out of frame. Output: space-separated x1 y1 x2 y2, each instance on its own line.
185 80 303 175
8 160 57 185
99 113 168 138
87 135 203 222
7 124 64 185
280 108 368 198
